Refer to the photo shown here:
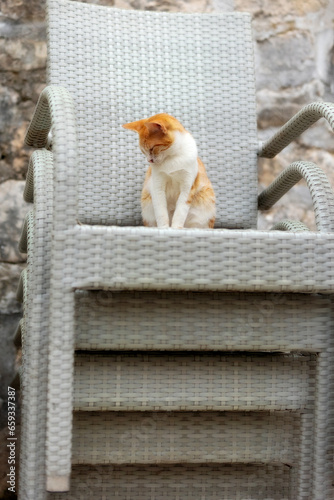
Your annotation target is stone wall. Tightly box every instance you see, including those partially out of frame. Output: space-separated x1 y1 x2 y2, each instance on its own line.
241 0 334 229
0 0 333 496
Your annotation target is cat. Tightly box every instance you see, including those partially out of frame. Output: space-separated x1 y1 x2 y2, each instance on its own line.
122 113 216 229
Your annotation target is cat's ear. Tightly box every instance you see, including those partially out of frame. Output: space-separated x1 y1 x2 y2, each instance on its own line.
122 119 146 133
145 121 167 135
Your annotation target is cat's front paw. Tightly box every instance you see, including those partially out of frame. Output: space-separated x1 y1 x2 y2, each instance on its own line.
158 223 170 229
171 224 184 229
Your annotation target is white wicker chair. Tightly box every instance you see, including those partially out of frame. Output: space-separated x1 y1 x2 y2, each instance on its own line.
17 0 334 498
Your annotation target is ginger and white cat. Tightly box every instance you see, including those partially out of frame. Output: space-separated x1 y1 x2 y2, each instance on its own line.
123 113 216 229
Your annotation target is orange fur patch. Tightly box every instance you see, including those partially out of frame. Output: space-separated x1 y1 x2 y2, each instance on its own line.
188 159 215 208
123 114 186 155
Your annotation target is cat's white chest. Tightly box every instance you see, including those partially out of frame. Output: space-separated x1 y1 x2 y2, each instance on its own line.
143 130 201 228
165 172 186 209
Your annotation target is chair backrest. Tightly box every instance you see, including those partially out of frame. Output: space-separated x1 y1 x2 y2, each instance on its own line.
47 0 258 228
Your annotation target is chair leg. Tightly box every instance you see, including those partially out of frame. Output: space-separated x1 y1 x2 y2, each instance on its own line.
46 288 75 492
312 350 334 499
19 294 49 499
19 151 54 499
297 412 314 499
46 475 71 492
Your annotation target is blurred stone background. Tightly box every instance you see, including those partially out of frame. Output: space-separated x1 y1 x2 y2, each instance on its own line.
0 0 334 497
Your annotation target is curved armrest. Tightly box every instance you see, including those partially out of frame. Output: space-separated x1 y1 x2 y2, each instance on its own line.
24 148 54 203
258 161 334 232
25 85 77 149
271 220 311 232
25 86 78 492
25 85 78 229
258 102 334 158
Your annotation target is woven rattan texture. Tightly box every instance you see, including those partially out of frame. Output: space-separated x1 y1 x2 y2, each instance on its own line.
18 209 31 253
71 411 300 465
19 1 334 497
271 220 311 232
74 290 332 352
46 464 292 500
47 0 258 228
18 149 54 500
70 225 334 292
73 353 315 411
259 102 334 158
258 161 334 232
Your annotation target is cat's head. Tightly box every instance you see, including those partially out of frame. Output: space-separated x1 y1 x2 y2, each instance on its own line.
122 113 186 165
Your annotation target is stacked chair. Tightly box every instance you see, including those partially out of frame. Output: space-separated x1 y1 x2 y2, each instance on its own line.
15 0 334 498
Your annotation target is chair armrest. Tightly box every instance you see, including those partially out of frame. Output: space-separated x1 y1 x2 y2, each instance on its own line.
271 220 311 232
258 102 334 158
25 85 78 229
23 148 54 203
25 86 78 491
25 85 76 149
258 161 334 232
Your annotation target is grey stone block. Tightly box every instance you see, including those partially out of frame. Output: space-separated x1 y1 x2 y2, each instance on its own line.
0 180 29 264
0 314 21 404
0 263 25 316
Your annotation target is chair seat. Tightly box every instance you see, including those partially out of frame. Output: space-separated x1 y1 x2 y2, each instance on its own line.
68 225 334 293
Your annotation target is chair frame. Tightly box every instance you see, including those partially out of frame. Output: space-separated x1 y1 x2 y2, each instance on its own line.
17 2 334 499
